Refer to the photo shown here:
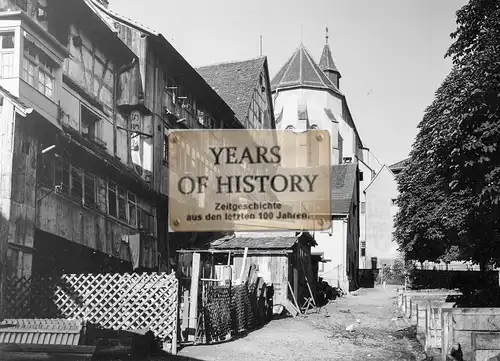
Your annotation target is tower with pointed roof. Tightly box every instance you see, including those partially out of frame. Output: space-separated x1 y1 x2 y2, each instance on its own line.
271 36 365 168
270 31 380 293
319 27 341 89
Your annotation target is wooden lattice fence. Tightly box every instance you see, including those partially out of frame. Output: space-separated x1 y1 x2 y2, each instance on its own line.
4 275 60 318
4 272 178 351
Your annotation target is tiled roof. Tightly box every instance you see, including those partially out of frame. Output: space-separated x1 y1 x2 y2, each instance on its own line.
389 157 410 171
211 236 298 250
196 57 267 125
271 44 342 95
331 163 358 214
319 43 340 74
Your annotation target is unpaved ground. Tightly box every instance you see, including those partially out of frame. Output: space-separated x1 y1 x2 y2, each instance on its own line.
176 285 425 361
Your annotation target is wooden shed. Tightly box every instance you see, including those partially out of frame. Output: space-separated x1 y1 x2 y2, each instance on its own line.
209 232 317 313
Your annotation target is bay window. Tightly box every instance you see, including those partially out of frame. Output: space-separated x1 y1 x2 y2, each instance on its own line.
0 32 15 78
22 40 54 100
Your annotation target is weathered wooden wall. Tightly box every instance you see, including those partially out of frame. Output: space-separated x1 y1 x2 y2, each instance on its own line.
0 102 16 316
36 189 156 268
64 24 114 112
232 253 289 307
248 69 272 130
6 114 39 279
114 23 167 194
114 22 147 93
296 242 314 304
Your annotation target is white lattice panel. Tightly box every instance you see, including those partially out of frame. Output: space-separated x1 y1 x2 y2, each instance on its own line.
53 272 178 343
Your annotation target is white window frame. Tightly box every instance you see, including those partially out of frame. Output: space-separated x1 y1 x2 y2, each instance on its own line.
0 31 15 78
22 40 55 100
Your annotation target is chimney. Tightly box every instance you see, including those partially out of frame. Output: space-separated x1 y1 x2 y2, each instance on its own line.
97 0 109 7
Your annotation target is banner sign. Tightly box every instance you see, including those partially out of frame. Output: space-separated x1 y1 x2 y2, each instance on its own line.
168 129 331 232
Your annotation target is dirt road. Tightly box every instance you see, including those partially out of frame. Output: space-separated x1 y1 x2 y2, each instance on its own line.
177 286 425 361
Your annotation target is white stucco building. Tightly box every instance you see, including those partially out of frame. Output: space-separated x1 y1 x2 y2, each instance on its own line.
270 33 380 291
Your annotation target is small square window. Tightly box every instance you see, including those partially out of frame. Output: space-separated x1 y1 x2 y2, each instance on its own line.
1 32 14 49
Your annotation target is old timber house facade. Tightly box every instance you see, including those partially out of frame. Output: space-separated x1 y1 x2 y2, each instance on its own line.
0 0 240 315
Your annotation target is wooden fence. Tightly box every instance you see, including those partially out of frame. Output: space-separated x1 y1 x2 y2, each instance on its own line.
4 272 179 353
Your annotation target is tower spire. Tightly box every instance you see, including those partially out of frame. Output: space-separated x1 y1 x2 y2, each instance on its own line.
319 27 341 89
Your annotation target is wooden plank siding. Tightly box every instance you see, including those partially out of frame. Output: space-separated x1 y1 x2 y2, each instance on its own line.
232 254 289 307
36 190 156 269
4 113 39 281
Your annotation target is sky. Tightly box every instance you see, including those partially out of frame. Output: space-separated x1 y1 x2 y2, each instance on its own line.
109 0 469 166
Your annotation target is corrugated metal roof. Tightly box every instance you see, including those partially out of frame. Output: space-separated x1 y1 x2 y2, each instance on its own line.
0 319 83 346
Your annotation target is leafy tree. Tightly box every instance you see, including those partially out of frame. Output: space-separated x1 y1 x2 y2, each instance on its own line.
394 0 500 269
394 68 472 264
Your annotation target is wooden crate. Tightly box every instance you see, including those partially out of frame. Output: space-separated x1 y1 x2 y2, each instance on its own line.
442 308 500 361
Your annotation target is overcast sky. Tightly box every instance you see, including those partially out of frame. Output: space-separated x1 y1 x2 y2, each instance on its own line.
109 0 468 166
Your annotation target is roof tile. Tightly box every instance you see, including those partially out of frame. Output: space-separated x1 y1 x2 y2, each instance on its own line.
196 57 267 125
319 43 340 74
331 163 358 214
271 44 341 95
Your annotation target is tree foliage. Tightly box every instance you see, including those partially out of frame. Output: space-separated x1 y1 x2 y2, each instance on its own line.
394 0 500 269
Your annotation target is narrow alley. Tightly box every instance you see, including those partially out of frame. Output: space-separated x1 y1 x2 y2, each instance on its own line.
176 286 424 361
